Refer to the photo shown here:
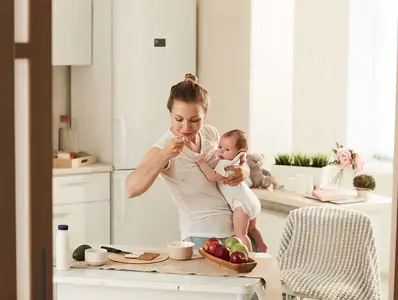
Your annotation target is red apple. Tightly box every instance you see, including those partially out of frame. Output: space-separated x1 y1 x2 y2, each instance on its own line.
208 241 223 255
230 251 249 264
214 245 231 261
204 238 221 252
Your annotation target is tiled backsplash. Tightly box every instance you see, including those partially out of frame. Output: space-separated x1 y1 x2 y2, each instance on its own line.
52 66 69 151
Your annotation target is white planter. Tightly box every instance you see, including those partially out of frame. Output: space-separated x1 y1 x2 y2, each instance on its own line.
270 165 331 190
356 188 371 198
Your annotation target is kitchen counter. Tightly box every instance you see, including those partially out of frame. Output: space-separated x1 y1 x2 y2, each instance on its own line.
52 163 113 176
53 244 280 300
253 188 392 214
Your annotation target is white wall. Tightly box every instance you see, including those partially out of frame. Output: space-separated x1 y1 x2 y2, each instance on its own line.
52 67 69 151
250 0 294 160
197 0 295 167
197 0 252 135
292 0 349 154
71 0 113 164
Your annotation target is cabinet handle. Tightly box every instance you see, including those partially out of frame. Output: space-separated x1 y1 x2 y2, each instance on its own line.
53 212 71 217
60 181 89 187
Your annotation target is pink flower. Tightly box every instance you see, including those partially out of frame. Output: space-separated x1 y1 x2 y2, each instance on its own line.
353 154 365 173
336 148 352 169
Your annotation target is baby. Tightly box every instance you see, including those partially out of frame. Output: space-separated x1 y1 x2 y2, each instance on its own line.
195 129 267 252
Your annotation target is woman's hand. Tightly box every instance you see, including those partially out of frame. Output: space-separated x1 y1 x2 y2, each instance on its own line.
161 136 185 160
223 164 250 186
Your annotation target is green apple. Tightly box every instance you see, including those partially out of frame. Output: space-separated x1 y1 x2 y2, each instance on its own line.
230 243 249 257
224 236 242 249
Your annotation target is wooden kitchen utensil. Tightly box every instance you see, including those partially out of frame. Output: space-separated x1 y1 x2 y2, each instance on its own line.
107 252 169 264
198 248 257 273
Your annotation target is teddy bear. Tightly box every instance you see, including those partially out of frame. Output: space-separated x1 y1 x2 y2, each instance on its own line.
244 153 278 189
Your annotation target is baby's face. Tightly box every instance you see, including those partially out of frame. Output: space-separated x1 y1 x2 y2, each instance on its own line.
217 136 239 160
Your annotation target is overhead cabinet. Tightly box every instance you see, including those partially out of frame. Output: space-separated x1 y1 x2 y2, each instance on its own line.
52 0 93 66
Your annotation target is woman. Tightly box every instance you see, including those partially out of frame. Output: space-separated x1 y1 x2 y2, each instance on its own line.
125 74 251 249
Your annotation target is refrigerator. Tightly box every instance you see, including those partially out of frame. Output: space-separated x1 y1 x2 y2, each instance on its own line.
111 0 197 247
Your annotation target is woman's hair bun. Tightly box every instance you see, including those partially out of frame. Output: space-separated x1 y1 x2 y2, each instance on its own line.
184 73 198 82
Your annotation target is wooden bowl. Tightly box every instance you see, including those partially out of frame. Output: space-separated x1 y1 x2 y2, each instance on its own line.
198 248 257 273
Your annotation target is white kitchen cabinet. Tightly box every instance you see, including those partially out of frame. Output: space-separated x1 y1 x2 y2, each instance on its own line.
52 0 93 66
52 171 111 257
257 209 287 258
53 172 110 205
55 284 254 300
54 268 267 300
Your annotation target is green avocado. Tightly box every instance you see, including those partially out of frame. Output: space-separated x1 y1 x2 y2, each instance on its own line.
72 244 92 261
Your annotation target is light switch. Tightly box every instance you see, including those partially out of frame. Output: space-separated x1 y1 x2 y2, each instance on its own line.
154 38 166 47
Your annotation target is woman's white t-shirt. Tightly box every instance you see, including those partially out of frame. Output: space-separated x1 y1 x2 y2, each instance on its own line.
153 125 234 240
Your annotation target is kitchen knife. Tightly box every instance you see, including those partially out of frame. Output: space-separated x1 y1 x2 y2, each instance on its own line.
100 246 132 255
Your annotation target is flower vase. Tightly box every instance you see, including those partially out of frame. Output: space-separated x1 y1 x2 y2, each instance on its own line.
331 169 345 187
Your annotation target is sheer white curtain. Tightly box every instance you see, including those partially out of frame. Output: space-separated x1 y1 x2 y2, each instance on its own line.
347 0 397 160
370 0 397 158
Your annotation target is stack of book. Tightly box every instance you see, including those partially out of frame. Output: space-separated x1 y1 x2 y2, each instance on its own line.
308 189 365 204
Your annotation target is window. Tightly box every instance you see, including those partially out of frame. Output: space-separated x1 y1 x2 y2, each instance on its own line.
371 0 397 159
347 0 398 161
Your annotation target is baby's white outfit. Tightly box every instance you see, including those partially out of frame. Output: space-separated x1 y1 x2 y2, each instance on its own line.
214 153 261 220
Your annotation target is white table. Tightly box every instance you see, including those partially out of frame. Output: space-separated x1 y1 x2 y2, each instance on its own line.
253 188 391 214
53 267 265 300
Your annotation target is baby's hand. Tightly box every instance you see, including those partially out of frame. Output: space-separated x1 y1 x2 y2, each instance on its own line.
195 156 206 165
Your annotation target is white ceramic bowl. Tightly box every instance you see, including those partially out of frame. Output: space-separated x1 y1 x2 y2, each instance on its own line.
167 241 195 260
84 248 107 266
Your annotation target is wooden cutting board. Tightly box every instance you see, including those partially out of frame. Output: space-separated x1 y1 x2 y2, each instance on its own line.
107 252 169 264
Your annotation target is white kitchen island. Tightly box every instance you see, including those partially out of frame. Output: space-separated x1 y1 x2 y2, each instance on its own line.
53 268 265 300
53 244 282 300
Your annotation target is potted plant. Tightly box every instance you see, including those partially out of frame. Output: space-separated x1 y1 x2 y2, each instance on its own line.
353 174 376 198
271 152 330 190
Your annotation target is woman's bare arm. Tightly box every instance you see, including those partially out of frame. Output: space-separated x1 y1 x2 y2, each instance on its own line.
125 135 185 198
125 147 169 198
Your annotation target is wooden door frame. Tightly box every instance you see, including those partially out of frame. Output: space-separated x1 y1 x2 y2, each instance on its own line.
0 0 53 299
22 1 53 298
0 0 17 298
